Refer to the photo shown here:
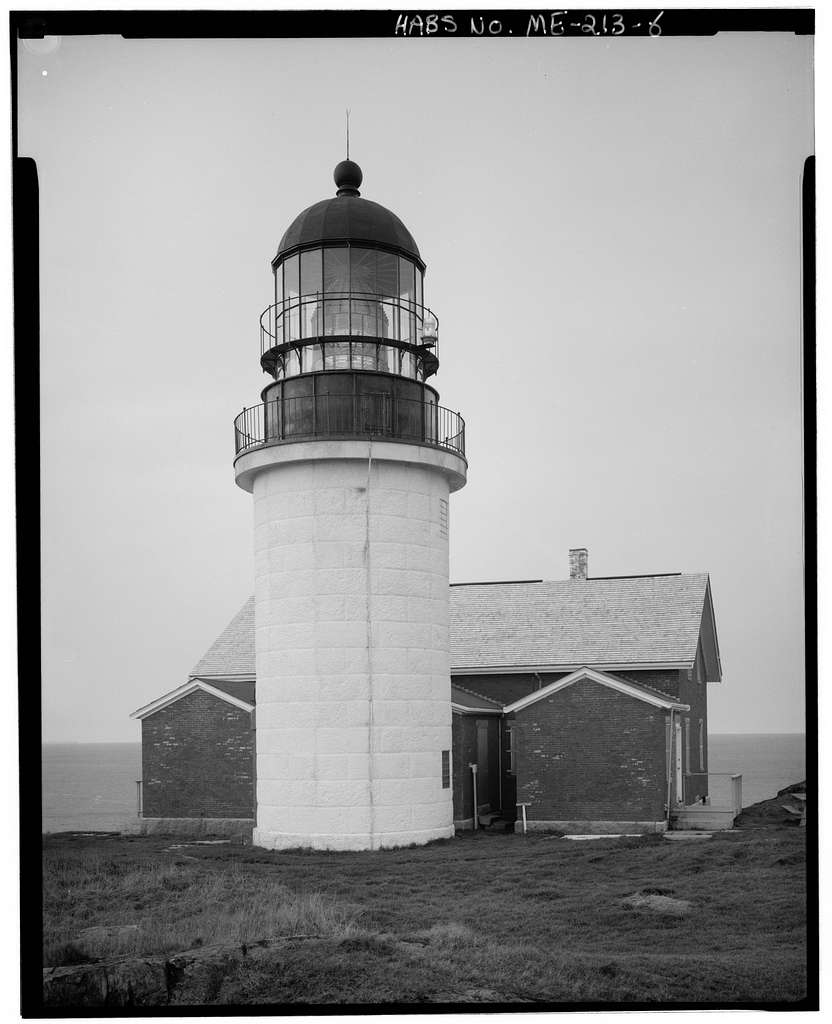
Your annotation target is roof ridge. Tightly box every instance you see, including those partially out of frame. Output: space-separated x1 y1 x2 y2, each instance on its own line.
451 580 543 587
452 572 707 586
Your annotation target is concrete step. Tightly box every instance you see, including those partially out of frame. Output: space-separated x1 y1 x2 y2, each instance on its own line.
671 805 737 831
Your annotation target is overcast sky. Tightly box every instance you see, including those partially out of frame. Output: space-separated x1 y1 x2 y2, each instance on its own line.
18 30 811 741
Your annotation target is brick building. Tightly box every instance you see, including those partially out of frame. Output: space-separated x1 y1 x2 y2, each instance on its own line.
132 548 723 836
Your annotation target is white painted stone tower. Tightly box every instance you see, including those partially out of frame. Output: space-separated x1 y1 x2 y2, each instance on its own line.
233 159 467 850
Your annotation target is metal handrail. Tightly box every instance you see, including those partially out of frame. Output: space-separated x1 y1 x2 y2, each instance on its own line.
234 394 465 460
260 291 440 358
683 771 743 815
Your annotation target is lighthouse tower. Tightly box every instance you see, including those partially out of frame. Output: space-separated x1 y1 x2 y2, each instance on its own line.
233 160 468 850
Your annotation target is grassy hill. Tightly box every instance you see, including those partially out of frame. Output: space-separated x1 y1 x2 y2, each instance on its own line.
40 788 810 1008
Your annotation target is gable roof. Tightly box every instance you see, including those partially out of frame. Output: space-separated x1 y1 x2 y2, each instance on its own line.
190 597 255 678
450 574 719 677
131 679 255 720
502 666 690 714
188 573 720 683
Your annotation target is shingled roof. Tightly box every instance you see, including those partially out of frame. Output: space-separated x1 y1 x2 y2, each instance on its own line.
190 597 255 678
450 574 716 674
190 574 719 681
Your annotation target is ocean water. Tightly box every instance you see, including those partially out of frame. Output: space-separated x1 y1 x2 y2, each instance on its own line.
41 734 807 833
42 742 142 834
708 733 806 809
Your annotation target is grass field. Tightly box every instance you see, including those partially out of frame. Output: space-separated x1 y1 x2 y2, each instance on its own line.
41 805 808 1007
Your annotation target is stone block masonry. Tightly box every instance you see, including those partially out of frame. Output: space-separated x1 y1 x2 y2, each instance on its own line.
241 441 467 851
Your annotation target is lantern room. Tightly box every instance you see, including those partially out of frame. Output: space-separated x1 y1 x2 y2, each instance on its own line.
260 159 439 383
234 159 464 462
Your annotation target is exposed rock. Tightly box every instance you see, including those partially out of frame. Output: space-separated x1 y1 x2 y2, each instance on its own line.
43 957 169 1006
42 936 322 1007
623 892 691 916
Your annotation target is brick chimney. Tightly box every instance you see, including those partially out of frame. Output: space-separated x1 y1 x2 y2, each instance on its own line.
569 548 588 580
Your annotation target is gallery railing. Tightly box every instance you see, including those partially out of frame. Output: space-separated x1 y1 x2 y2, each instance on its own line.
234 394 465 459
260 291 440 358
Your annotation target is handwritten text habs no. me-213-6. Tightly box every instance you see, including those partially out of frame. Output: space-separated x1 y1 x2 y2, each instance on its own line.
394 12 664 37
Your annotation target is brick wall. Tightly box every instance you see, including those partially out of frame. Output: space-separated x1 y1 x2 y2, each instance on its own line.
451 673 567 707
609 666 710 806
513 677 667 823
142 691 255 819
614 668 680 699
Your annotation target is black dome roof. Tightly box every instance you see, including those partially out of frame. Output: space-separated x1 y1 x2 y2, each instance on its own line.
274 162 422 266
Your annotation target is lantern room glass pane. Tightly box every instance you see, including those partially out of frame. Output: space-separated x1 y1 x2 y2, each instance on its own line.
324 340 351 370
300 252 322 339
377 345 396 374
401 351 415 379
301 293 321 339
275 264 284 306
350 297 378 337
399 257 415 343
284 255 300 342
324 248 349 293
376 296 393 339
300 249 322 297
377 252 398 299
285 348 300 377
303 343 323 373
284 255 299 299
398 257 414 301
350 247 376 295
415 269 423 311
323 297 349 335
352 342 377 371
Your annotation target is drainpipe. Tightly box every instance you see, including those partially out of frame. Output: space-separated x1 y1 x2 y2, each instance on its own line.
665 709 674 827
469 763 478 829
497 719 503 812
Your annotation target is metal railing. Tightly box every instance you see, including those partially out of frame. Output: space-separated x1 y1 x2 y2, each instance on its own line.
685 772 743 814
234 394 465 459
260 291 439 358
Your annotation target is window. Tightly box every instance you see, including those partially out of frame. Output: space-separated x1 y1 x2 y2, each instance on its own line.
698 719 705 771
441 749 450 788
506 724 516 774
439 498 448 538
684 716 692 770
